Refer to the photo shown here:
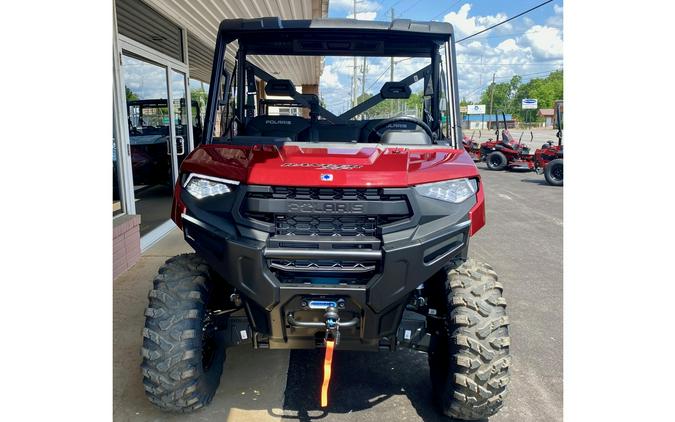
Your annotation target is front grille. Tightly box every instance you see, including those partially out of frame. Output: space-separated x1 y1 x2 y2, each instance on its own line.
264 187 405 201
244 186 412 283
269 259 377 273
276 215 377 236
244 187 411 236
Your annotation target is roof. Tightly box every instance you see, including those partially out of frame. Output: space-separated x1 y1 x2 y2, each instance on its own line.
218 18 454 57
538 108 555 116
141 0 329 85
464 114 514 122
219 18 453 36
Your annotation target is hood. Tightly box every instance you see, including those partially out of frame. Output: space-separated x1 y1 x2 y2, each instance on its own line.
180 143 479 187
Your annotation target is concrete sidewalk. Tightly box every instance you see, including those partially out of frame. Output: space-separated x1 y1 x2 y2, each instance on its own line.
113 229 289 422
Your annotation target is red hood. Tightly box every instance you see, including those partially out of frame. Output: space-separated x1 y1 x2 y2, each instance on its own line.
180 144 479 187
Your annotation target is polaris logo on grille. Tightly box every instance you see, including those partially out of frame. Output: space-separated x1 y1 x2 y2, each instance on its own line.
287 201 365 214
321 173 333 182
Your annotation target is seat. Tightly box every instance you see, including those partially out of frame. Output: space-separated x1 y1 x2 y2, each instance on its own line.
380 130 431 145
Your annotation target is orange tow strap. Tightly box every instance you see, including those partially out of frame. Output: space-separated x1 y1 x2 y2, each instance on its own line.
320 339 335 407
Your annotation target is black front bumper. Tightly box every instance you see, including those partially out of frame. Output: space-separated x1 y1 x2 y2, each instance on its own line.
180 184 473 351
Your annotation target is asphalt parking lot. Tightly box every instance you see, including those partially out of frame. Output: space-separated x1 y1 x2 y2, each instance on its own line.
113 164 563 422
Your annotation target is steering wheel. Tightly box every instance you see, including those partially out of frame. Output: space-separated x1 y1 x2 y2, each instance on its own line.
369 116 434 141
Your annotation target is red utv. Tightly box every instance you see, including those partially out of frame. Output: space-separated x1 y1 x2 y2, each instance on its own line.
479 112 533 171
140 18 510 420
529 101 563 186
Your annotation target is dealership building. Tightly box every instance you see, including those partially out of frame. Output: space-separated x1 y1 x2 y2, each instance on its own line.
112 0 329 278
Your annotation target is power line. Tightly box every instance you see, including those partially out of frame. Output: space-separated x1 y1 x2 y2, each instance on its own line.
399 0 425 15
365 57 414 93
431 0 466 21
382 0 405 11
457 60 563 66
468 28 553 41
457 0 554 43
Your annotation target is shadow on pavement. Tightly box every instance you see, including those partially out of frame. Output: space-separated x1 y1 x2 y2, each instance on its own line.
520 178 550 186
276 348 472 422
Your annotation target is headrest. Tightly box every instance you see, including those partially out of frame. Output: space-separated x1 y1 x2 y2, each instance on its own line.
265 79 297 97
380 81 411 99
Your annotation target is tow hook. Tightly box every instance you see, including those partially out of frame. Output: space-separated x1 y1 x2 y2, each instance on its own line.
323 306 340 344
286 306 359 407
321 306 340 408
286 307 359 336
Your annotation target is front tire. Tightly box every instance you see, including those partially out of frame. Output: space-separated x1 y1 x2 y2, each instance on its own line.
486 151 507 170
428 259 511 420
141 254 227 413
544 158 563 186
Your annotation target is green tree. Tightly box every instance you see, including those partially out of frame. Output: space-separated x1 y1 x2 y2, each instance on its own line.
190 87 208 108
513 70 563 122
126 87 139 101
479 75 522 117
477 70 563 122
353 90 426 119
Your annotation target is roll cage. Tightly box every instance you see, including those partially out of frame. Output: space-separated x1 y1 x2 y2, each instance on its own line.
202 18 462 148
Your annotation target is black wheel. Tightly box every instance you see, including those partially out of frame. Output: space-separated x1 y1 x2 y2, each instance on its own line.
544 159 563 186
427 259 510 420
486 151 507 171
141 254 227 412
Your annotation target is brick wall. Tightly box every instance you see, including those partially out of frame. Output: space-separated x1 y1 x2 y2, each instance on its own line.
113 215 141 280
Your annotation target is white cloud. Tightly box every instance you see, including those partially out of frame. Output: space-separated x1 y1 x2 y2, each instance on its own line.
320 2 563 107
496 39 520 54
443 4 512 39
320 64 343 89
522 25 563 60
331 0 381 15
547 4 563 28
346 11 377 20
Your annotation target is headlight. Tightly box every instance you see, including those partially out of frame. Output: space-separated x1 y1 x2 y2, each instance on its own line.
414 178 477 203
184 174 237 199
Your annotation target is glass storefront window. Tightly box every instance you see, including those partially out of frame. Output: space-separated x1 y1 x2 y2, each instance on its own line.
121 54 176 237
113 115 124 217
189 79 208 145
171 70 189 160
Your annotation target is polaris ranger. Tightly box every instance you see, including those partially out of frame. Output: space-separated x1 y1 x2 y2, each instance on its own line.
141 18 510 420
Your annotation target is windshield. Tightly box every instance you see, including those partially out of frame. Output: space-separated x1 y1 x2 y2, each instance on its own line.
204 27 459 147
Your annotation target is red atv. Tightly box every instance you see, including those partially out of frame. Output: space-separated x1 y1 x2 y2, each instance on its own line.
529 102 563 186
141 18 510 420
479 112 533 171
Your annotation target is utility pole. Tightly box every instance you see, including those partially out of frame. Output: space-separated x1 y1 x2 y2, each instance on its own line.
351 0 358 108
488 72 496 126
361 57 367 97
390 7 395 117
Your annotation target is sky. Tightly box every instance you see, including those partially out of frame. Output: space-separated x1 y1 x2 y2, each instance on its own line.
321 0 563 113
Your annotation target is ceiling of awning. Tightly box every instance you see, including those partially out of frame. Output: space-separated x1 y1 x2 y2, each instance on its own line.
142 0 329 86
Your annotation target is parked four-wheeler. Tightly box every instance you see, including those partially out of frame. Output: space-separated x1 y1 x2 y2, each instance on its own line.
479 112 532 171
530 101 563 186
141 18 510 420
